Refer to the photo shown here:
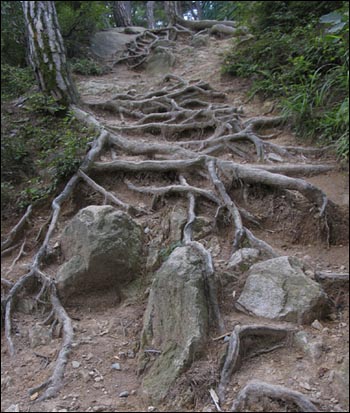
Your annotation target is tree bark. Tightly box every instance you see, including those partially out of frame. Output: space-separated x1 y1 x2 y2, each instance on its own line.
165 1 180 26
146 1 155 29
22 1 78 106
112 1 132 27
195 1 203 20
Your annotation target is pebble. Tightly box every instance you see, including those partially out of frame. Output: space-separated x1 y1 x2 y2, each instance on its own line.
300 382 311 390
111 363 121 371
72 361 81 369
119 391 129 398
339 322 347 328
94 377 103 382
311 320 323 331
127 350 135 359
4 405 19 413
148 406 157 412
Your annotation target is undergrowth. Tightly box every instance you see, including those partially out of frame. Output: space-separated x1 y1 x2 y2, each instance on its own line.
223 2 349 160
1 65 97 215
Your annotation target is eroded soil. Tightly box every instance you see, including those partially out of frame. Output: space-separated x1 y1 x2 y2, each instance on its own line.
1 34 349 413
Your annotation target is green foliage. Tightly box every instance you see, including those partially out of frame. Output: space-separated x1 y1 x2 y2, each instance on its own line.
1 64 35 100
2 98 97 211
56 1 111 57
24 92 67 115
1 1 27 66
223 1 349 159
69 57 109 76
202 1 240 21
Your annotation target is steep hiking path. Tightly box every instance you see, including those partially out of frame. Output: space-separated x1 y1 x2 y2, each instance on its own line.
1 27 349 413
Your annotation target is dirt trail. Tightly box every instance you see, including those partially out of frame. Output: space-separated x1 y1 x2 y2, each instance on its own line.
1 33 349 413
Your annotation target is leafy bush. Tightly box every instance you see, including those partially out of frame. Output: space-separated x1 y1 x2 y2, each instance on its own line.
69 58 109 76
223 1 349 159
1 64 35 99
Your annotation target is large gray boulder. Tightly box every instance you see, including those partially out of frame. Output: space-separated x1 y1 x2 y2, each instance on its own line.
139 246 210 402
236 256 328 324
90 27 146 59
57 206 143 299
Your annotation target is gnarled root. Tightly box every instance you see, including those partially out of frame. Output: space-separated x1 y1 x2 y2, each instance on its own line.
230 380 319 412
218 325 295 402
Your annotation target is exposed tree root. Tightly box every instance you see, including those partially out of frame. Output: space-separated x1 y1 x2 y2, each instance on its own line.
218 325 295 402
1 205 32 252
2 25 345 405
230 379 319 412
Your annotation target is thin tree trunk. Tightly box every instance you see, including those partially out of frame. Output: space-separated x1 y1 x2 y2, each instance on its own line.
146 1 155 29
22 1 78 106
195 1 203 20
165 1 180 26
112 1 132 27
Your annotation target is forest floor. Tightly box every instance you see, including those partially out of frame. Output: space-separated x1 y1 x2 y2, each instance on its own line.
1 34 349 413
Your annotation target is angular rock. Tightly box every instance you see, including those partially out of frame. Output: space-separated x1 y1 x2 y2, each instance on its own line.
190 34 209 48
193 216 213 240
57 206 143 300
139 246 211 402
28 323 51 348
169 207 187 242
90 27 146 59
333 352 349 409
294 331 324 362
227 248 260 271
145 47 176 75
236 256 328 324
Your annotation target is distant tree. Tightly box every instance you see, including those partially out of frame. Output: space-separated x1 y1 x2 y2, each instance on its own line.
146 1 155 29
22 1 78 106
112 1 132 27
1 1 27 66
164 1 180 26
55 1 110 57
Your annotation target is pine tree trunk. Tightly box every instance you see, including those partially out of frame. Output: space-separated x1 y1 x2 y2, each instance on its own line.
195 1 203 20
146 1 155 29
22 1 78 107
112 1 132 27
165 1 180 26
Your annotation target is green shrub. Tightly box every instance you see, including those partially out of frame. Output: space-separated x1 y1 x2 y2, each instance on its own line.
223 2 349 158
1 64 34 99
69 58 109 76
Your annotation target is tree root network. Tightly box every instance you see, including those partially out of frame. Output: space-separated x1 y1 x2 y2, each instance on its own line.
1 22 344 405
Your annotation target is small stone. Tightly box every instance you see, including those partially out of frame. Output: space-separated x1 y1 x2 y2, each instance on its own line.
311 320 323 330
86 353 93 361
5 405 19 412
119 391 129 398
72 361 81 369
339 322 347 328
111 363 121 371
94 377 103 382
144 227 150 234
300 382 311 391
336 355 344 364
127 349 135 359
148 407 157 412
